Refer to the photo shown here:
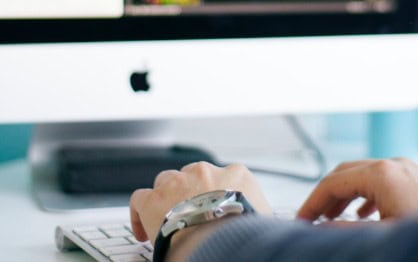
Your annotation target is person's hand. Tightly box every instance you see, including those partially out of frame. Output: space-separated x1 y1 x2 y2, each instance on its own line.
130 161 272 260
297 158 418 223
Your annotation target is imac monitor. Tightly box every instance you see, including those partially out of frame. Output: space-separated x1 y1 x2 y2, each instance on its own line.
0 0 417 211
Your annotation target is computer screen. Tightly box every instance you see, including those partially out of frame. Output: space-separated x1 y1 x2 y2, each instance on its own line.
125 0 395 16
0 0 415 43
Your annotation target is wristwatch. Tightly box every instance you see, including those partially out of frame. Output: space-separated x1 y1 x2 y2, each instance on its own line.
153 190 256 262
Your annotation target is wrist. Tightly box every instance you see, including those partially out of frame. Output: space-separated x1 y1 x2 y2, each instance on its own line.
166 217 235 262
154 190 257 262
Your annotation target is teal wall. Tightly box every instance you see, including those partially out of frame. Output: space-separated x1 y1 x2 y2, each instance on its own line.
369 110 417 159
0 124 32 162
327 110 418 159
326 113 368 143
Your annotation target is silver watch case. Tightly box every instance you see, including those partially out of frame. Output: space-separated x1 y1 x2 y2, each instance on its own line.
161 190 245 237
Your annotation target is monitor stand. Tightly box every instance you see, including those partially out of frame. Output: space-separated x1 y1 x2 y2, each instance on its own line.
30 120 173 212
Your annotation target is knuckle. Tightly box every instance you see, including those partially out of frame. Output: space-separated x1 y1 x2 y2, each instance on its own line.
227 163 251 177
130 189 152 208
172 173 188 186
154 172 164 182
154 170 177 187
180 162 196 171
319 173 334 185
392 157 413 165
193 161 213 175
153 172 165 187
334 162 349 172
157 169 176 177
228 163 248 172
157 172 187 189
129 189 141 206
372 159 398 177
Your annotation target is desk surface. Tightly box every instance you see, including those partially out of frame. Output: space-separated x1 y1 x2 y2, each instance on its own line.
0 117 367 261
0 158 323 261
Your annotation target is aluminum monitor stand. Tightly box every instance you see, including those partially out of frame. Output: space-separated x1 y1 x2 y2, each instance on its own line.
30 120 172 212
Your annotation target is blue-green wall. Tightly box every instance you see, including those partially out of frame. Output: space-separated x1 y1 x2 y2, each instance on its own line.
0 124 32 162
327 110 418 159
326 113 368 143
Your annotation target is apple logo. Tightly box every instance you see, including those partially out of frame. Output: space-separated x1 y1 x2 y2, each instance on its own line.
130 71 151 92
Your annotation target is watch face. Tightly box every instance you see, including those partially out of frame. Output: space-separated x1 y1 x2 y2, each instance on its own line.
168 190 234 219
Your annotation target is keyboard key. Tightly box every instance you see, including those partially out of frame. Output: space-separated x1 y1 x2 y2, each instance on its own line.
58 222 155 261
143 242 153 252
100 224 126 230
89 237 130 248
76 230 107 241
103 228 132 238
126 237 153 252
141 251 153 261
127 236 140 244
124 223 133 232
99 244 148 257
110 254 148 262
73 226 98 232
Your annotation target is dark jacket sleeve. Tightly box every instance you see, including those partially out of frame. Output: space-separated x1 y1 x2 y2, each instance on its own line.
189 215 418 262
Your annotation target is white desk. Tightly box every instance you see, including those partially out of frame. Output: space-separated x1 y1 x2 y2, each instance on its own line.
0 160 126 261
0 158 323 261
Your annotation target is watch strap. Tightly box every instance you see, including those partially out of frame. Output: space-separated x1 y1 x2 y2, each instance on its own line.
235 191 255 214
153 191 255 262
153 218 170 262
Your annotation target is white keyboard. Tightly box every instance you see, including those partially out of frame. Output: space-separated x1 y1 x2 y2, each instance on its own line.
55 209 297 262
55 222 153 262
55 208 374 261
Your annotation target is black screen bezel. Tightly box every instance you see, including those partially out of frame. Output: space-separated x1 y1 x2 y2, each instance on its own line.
0 0 415 44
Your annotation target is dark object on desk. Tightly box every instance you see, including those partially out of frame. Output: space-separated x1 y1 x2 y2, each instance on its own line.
57 145 216 193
